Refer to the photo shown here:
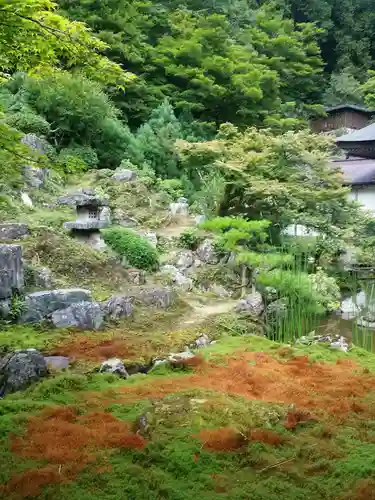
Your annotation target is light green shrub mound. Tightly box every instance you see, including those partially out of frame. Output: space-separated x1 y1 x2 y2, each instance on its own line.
103 227 159 271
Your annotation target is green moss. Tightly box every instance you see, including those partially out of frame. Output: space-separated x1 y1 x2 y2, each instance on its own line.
21 228 129 297
0 324 69 356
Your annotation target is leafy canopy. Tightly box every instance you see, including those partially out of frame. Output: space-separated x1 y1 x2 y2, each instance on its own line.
0 0 133 88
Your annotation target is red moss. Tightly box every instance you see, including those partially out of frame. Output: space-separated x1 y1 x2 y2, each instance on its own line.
83 352 375 424
196 427 247 451
53 336 137 362
172 354 205 369
248 428 283 446
8 407 146 497
4 466 65 498
284 409 312 430
341 479 375 500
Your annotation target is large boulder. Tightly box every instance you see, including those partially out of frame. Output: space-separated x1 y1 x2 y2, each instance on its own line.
160 265 193 292
0 349 48 396
0 223 29 241
51 301 104 330
235 292 264 316
136 287 176 309
195 239 219 264
0 244 24 300
101 295 133 321
112 169 137 182
20 288 92 323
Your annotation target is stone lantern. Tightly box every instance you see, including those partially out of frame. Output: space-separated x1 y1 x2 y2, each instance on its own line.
58 189 110 250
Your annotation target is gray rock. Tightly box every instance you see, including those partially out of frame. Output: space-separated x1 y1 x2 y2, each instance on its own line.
112 169 137 182
168 351 195 364
266 298 288 319
21 133 48 154
126 268 146 285
25 265 53 290
51 301 104 330
113 209 138 228
136 287 176 309
99 206 112 224
0 224 29 241
20 288 92 324
21 134 50 188
195 334 210 348
235 292 264 316
153 350 195 368
143 232 158 248
195 239 219 264
169 202 189 217
0 244 24 300
57 189 108 207
33 267 53 289
0 349 48 396
44 356 70 371
101 295 133 321
177 197 188 204
23 166 50 189
99 358 128 378
176 250 194 270
0 300 11 319
195 215 206 226
21 192 33 207
330 336 349 352
161 265 193 291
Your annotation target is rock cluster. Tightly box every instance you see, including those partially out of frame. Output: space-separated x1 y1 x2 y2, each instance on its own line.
0 349 48 396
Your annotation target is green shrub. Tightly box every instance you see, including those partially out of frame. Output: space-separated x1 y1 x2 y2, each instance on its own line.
103 227 159 271
178 229 202 250
6 108 51 135
59 145 98 169
158 178 184 199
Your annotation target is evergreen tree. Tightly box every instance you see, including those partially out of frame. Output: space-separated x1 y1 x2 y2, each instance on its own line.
323 69 365 107
125 100 182 178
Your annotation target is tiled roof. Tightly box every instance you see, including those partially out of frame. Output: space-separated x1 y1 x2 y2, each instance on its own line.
330 159 375 185
336 122 375 143
325 104 375 114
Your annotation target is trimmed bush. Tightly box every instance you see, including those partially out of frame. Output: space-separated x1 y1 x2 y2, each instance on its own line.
178 229 202 251
103 227 159 271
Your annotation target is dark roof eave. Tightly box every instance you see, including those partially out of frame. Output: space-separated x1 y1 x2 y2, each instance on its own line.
325 104 375 115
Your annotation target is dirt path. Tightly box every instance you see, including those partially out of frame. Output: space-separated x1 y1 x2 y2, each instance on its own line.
156 216 196 238
180 299 237 327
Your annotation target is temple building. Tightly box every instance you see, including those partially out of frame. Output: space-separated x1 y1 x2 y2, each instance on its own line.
312 105 375 134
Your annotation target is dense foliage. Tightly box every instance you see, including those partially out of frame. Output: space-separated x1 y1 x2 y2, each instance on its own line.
103 227 159 271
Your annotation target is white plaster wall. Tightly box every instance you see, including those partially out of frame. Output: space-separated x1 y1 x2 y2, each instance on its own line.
350 186 375 215
284 224 319 237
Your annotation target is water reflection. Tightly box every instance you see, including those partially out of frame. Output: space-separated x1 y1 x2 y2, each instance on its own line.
315 288 375 352
317 315 375 352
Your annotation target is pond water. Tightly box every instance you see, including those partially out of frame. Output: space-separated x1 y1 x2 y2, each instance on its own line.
316 291 375 352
